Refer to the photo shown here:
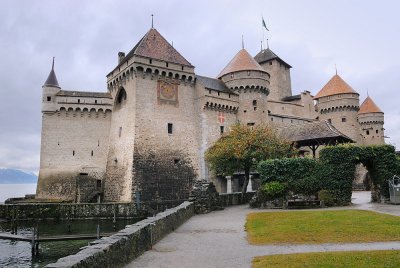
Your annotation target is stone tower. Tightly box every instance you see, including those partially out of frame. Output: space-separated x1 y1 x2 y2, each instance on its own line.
314 74 360 143
358 96 385 145
105 27 198 203
217 49 270 126
41 58 61 113
254 48 292 100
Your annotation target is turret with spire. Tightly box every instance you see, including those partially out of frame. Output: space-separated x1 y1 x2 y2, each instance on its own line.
217 48 270 125
358 96 385 145
42 58 61 113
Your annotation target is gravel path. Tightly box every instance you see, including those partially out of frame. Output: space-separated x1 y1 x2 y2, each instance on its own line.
126 192 400 268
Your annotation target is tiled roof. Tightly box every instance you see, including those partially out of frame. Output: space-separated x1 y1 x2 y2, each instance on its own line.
277 120 354 146
314 74 358 99
254 48 292 68
217 49 265 78
196 75 237 94
359 96 383 114
115 28 193 71
56 90 112 99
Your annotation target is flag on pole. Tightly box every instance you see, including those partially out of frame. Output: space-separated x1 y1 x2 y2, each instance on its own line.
262 17 269 31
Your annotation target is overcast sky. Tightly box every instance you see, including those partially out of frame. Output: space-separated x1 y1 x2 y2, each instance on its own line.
1 0 399 174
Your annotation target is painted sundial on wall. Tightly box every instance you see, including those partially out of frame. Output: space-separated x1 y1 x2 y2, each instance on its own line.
157 80 179 106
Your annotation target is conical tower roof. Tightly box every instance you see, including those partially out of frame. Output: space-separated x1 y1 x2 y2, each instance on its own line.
314 74 358 99
43 58 60 88
115 28 193 70
217 49 265 79
359 96 383 114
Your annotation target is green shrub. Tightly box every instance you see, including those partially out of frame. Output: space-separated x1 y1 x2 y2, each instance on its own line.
262 182 287 200
318 190 334 207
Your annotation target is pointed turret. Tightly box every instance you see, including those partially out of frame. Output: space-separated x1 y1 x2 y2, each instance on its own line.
43 58 60 88
314 74 360 143
42 58 61 113
314 74 358 99
217 48 270 126
217 49 265 78
359 96 383 114
358 96 385 145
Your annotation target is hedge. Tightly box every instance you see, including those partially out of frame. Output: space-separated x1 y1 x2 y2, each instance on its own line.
258 144 400 206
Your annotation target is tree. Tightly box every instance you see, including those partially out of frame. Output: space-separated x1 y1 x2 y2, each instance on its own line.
205 124 295 195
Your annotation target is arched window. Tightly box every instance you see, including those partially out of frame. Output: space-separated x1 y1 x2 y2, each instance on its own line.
115 87 127 109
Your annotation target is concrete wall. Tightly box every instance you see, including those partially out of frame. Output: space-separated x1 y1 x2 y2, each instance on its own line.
45 201 194 268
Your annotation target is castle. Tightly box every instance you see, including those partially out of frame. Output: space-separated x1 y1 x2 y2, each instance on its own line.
37 26 385 203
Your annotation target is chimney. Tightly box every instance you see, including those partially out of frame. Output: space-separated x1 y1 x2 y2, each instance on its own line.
118 52 125 64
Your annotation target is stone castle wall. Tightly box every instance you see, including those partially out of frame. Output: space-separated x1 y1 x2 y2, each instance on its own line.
259 59 292 100
37 108 112 200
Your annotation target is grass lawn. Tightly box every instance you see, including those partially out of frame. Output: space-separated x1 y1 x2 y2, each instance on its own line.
253 250 400 268
246 210 400 244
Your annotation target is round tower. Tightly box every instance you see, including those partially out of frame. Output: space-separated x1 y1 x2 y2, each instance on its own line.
42 58 61 113
358 96 384 145
217 49 270 126
314 74 360 143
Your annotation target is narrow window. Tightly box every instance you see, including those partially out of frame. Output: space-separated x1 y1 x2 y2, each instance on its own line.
91 150 94 156
209 90 212 94
119 127 122 137
228 94 231 98
47 96 51 101
247 71 251 76
217 92 220 96
73 150 75 156
181 66 184 71
342 117 346 122
149 59 152 64
254 107 257 111
96 180 102 189
244 110 247 113
271 117 274 121
97 140 100 147
253 100 257 106
174 159 180 164
78 99 80 103
376 130 379 134
168 123 173 134
166 62 169 67
220 126 224 134
366 130 370 135
95 100 98 104
269 61 272 66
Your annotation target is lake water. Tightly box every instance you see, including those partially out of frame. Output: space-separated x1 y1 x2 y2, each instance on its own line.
0 183 37 203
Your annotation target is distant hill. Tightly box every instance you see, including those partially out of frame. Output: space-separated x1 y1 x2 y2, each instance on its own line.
0 168 38 184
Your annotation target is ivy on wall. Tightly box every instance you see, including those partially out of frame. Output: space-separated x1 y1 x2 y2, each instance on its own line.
258 144 400 206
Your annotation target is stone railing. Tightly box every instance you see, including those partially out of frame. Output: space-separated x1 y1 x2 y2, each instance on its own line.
45 201 194 268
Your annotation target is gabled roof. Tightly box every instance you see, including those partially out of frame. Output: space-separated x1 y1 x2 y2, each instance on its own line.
113 28 193 71
196 75 237 95
217 49 265 78
278 120 354 147
43 58 60 88
254 48 292 68
359 96 383 114
314 74 358 99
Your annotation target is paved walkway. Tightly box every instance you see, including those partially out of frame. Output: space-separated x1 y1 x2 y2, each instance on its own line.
126 192 400 268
